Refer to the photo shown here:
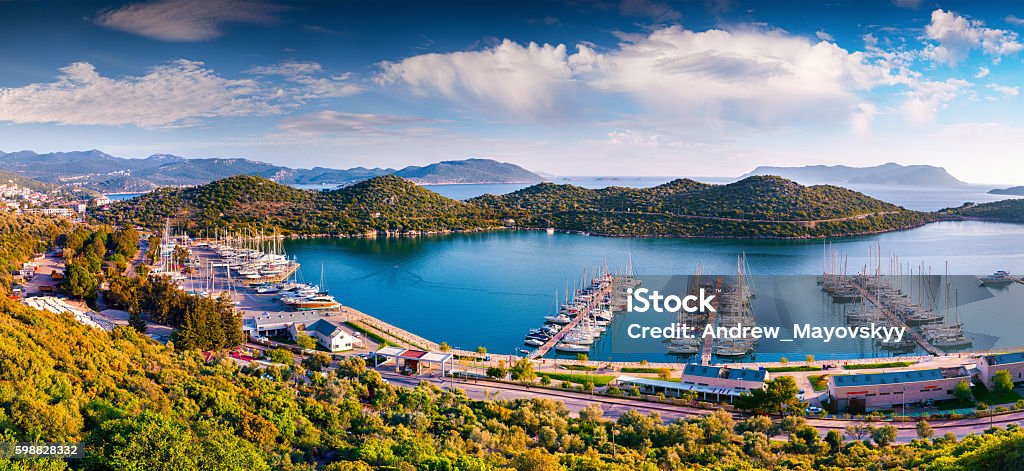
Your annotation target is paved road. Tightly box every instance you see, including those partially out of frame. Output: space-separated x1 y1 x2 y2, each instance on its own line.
375 368 1024 443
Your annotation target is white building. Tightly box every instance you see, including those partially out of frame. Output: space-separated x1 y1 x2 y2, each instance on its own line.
292 319 359 352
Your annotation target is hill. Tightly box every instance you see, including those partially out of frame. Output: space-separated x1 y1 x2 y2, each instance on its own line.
989 186 1024 196
0 150 540 192
393 158 544 184
471 176 932 238
953 199 1024 223
95 174 499 235
741 163 966 186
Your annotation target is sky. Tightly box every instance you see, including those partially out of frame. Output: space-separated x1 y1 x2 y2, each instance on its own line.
1 0 1023 184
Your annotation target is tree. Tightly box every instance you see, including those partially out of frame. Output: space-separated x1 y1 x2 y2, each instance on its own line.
805 354 815 363
825 429 843 451
476 346 487 355
265 348 294 365
296 333 316 350
872 425 897 447
994 370 1014 394
954 380 973 403
844 424 874 441
128 311 147 333
438 342 451 352
510 358 536 383
656 368 672 381
302 352 332 372
486 360 508 380
63 262 99 302
576 353 588 362
916 419 934 440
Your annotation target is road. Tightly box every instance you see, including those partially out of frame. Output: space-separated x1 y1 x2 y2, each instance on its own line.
375 368 1024 443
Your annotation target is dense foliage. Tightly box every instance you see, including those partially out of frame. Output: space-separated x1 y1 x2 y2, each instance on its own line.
472 176 933 238
97 175 499 236
953 199 1024 223
2 301 1024 469
106 274 244 350
97 175 938 239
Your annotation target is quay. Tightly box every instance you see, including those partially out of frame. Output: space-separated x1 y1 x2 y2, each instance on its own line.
850 282 944 356
699 277 723 365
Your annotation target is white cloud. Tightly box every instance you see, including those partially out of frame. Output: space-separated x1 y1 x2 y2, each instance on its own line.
816 30 834 42
975 66 990 78
899 78 969 125
582 26 902 125
1006 15 1024 26
987 83 1020 97
851 103 878 136
0 60 277 127
923 9 1024 66
95 0 282 42
377 39 594 118
277 111 439 136
248 61 362 99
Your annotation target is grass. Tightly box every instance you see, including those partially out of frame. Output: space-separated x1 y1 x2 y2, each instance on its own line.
563 365 598 371
766 365 822 373
844 361 916 370
537 372 616 387
972 383 1024 406
808 375 830 392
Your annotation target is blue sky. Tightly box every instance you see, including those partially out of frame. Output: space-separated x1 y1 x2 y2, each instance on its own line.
1 0 1023 183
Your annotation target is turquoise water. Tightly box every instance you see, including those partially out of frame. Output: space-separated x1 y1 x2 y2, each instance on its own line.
283 221 1024 362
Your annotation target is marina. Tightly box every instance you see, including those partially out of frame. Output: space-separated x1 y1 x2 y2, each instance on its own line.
274 221 1024 362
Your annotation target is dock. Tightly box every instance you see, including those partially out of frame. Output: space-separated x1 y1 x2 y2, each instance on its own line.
236 262 300 285
527 276 614 360
699 277 723 365
850 282 944 356
528 314 585 360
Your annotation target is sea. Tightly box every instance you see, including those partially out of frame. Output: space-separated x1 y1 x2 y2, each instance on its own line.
110 177 1024 362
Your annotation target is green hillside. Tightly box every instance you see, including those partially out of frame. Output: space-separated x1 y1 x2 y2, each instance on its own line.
471 176 931 238
96 174 498 235
954 199 1024 223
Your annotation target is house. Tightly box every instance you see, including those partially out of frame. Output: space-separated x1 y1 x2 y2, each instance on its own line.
244 311 324 338
290 319 359 352
828 367 971 413
975 351 1024 389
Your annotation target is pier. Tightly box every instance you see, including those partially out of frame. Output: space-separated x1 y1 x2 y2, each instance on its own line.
527 314 585 360
850 282 944 356
699 277 723 365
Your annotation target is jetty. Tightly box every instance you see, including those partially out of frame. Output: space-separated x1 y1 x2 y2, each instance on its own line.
850 282 943 356
700 277 723 365
528 315 585 360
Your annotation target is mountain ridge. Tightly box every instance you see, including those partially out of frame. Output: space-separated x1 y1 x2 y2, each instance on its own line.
0 150 542 192
741 163 967 186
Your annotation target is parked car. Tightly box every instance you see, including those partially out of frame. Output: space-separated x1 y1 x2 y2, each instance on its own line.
805 406 823 414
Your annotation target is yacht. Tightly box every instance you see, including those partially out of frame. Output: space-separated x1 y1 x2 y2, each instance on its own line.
980 271 1013 286
555 343 589 353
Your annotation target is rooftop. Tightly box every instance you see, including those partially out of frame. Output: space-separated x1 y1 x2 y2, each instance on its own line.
831 367 968 388
985 351 1024 366
617 375 750 397
306 319 346 338
682 363 767 383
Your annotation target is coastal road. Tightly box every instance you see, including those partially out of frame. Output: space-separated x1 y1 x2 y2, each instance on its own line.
376 369 1024 443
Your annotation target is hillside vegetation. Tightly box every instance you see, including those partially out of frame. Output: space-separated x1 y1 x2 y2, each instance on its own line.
2 298 1024 469
97 175 498 235
472 176 932 238
954 199 1024 223
96 174 935 239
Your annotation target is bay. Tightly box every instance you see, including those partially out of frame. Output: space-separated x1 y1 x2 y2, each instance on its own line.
283 221 1024 363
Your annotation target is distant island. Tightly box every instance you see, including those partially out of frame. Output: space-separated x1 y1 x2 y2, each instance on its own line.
0 150 543 193
741 163 966 186
988 186 1024 196
96 174 934 239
